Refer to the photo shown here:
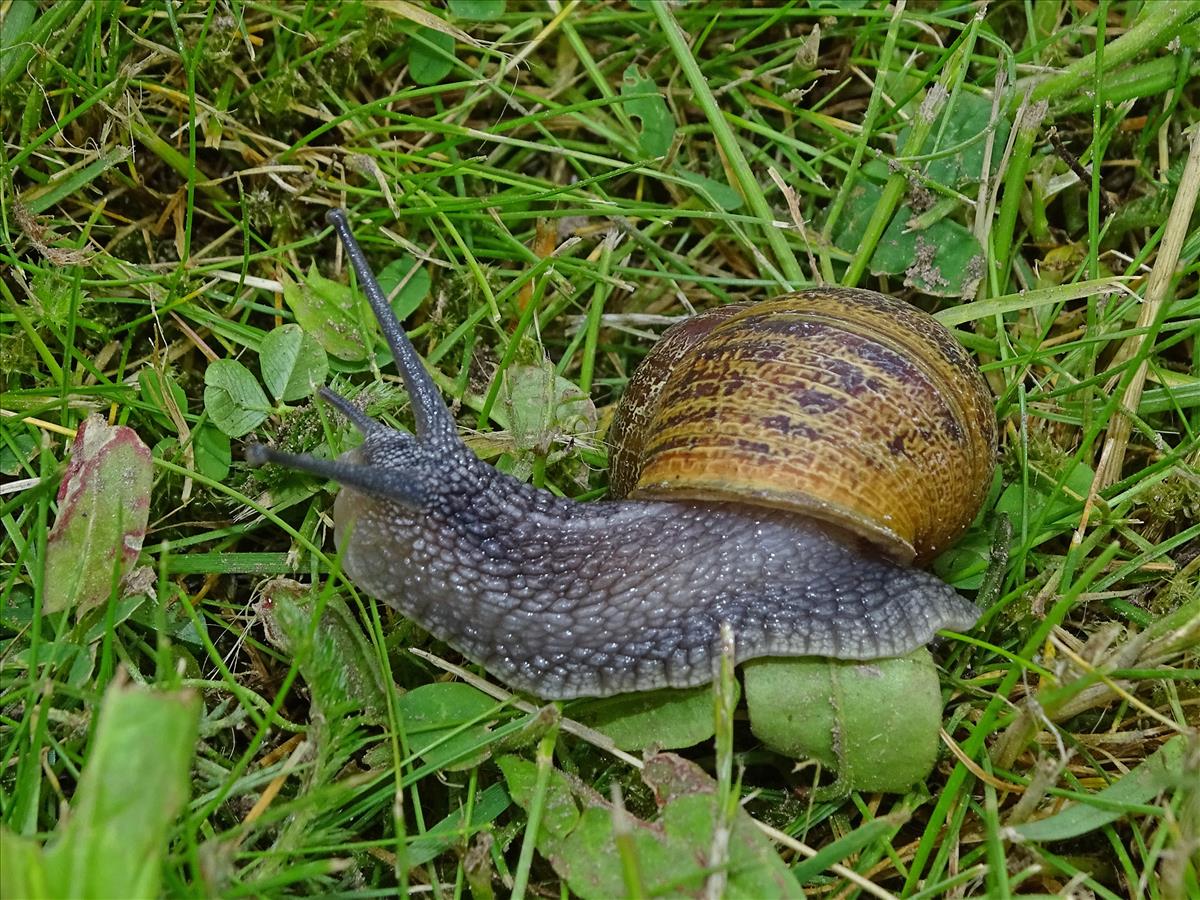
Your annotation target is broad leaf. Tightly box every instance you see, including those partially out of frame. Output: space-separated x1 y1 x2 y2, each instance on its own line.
43 416 153 616
203 358 270 437
376 256 432 322
743 649 943 794
575 683 729 751
398 682 501 771
621 65 675 159
282 265 368 362
409 27 455 85
41 681 200 899
259 323 329 402
447 0 505 20
500 752 801 898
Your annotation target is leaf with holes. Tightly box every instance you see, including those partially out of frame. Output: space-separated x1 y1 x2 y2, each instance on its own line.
621 65 675 159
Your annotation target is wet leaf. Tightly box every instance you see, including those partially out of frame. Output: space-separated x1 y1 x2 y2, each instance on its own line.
203 358 271 437
259 323 329 402
43 416 153 617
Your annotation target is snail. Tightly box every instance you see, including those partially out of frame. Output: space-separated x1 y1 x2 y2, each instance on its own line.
246 208 996 700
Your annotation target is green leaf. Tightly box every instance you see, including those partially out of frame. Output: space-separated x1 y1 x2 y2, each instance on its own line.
743 649 943 795
138 368 188 429
0 431 38 476
498 362 596 456
282 265 368 362
41 681 201 899
398 682 501 771
409 27 456 85
933 527 990 589
621 64 675 158
5 640 86 672
0 0 40 87
1012 735 1187 842
259 323 329 402
832 179 985 297
499 752 802 898
496 755 581 860
447 0 505 20
43 416 153 617
790 813 906 883
407 783 512 867
676 168 743 211
995 459 1095 547
898 91 1011 187
0 828 50 900
193 424 231 481
22 146 130 214
376 256 432 321
203 358 270 437
574 683 730 751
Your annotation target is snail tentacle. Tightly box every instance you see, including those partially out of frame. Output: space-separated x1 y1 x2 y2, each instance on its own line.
326 208 460 446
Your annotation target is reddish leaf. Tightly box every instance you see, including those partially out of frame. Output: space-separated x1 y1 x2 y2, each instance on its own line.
43 415 153 616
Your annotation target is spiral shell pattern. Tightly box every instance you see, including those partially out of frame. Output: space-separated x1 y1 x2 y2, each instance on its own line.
609 289 996 563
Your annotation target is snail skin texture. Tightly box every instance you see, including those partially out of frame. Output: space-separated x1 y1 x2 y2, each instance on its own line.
247 209 995 700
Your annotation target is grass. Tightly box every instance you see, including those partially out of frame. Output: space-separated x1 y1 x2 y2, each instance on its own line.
2 0 1199 896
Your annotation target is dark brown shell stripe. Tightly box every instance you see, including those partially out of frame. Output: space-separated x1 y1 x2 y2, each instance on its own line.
608 304 748 497
609 289 996 563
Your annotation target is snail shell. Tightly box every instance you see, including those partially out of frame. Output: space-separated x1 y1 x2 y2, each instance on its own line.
609 289 997 564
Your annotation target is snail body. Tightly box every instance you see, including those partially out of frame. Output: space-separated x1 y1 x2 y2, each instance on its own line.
249 209 995 700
